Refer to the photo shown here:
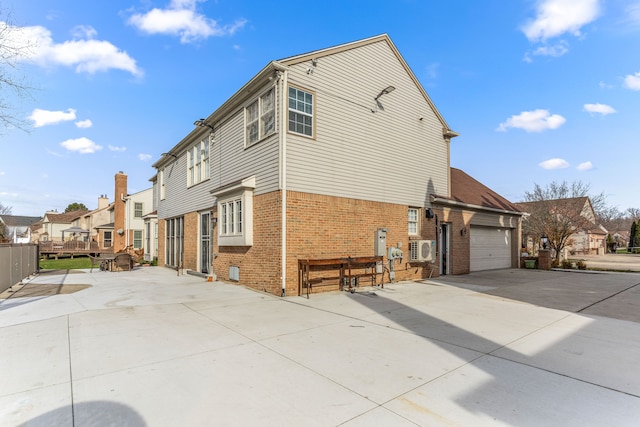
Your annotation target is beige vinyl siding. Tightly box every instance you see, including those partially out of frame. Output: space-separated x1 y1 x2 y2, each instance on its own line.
285 39 449 208
468 211 520 229
158 84 281 220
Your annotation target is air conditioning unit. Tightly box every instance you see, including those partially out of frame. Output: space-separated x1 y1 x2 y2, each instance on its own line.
409 240 435 262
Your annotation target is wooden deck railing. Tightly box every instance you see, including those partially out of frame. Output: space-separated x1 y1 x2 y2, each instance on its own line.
39 240 110 256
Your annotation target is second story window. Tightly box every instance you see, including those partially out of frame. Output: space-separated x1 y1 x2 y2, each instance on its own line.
134 202 143 218
160 169 165 200
288 86 313 137
188 139 210 186
245 87 276 147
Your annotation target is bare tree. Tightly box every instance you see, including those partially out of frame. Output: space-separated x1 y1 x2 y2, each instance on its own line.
0 201 10 215
0 202 10 241
0 10 35 131
520 181 604 262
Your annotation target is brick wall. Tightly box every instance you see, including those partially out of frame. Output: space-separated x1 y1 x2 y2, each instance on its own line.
285 191 441 294
213 191 282 295
157 190 477 296
183 212 199 269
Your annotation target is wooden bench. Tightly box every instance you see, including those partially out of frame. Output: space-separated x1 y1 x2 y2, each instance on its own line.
298 256 383 298
344 256 383 293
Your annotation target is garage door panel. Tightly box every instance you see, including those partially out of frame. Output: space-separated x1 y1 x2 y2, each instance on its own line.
470 226 511 271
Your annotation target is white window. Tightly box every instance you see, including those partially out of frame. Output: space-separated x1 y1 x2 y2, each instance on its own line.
134 202 143 218
133 230 143 249
288 86 313 137
408 208 419 235
245 87 276 147
188 139 210 186
160 169 165 200
212 176 255 247
220 198 242 237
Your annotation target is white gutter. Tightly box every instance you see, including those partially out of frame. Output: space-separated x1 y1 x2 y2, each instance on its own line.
280 69 288 297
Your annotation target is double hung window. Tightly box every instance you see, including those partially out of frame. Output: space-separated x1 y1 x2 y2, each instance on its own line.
246 87 276 146
188 139 210 186
288 87 313 137
408 208 419 235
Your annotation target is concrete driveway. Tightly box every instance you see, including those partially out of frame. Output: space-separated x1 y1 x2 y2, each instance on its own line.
1 267 639 426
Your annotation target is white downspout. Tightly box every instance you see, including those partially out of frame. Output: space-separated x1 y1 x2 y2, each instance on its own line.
280 69 288 297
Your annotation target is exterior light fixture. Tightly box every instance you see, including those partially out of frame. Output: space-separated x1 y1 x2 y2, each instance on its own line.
541 235 548 249
374 85 396 101
194 118 214 131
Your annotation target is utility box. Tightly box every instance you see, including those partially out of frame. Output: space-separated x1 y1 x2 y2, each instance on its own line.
375 228 387 257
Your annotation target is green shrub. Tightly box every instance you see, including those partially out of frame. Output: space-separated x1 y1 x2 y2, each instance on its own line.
561 259 573 269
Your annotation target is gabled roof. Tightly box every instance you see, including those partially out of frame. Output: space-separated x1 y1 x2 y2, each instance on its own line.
516 197 591 215
43 210 89 224
432 168 521 214
0 215 41 227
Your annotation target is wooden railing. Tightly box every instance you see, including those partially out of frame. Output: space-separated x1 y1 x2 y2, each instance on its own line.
39 240 109 256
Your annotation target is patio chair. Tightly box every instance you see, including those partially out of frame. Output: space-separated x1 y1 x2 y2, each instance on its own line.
114 253 133 271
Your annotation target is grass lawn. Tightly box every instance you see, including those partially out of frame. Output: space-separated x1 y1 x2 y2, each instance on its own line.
40 256 93 270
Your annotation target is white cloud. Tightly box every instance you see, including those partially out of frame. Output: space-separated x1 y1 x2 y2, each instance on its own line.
138 153 153 161
425 63 439 79
60 137 102 154
625 2 640 26
0 171 5 175
28 108 77 127
128 0 247 43
522 0 601 42
583 103 616 115
75 119 93 128
539 158 570 170
108 145 126 152
7 22 142 76
530 41 569 58
577 161 593 171
624 72 640 90
497 109 566 132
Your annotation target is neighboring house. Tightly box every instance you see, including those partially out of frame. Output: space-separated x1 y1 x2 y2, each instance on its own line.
0 215 41 243
37 210 90 242
517 196 607 256
96 172 154 254
152 34 523 296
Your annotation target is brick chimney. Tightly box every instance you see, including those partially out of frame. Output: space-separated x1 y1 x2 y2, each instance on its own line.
113 171 127 252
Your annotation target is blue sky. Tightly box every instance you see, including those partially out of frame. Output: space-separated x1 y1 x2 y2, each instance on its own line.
1 0 638 217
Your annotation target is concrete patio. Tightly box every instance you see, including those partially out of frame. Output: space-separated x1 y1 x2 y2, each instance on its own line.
1 267 639 426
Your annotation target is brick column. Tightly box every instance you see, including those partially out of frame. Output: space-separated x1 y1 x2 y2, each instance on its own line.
538 249 551 270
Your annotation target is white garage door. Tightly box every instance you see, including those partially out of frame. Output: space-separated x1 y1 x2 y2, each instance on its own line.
470 226 512 271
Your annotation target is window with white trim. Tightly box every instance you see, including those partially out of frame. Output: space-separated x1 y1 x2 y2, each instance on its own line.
220 198 243 237
245 87 276 147
160 169 165 200
133 230 143 249
134 202 143 218
408 208 419 235
213 176 255 247
288 86 313 137
188 139 209 186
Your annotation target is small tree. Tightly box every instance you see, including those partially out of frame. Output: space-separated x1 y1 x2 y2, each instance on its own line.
65 202 88 213
521 181 602 262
